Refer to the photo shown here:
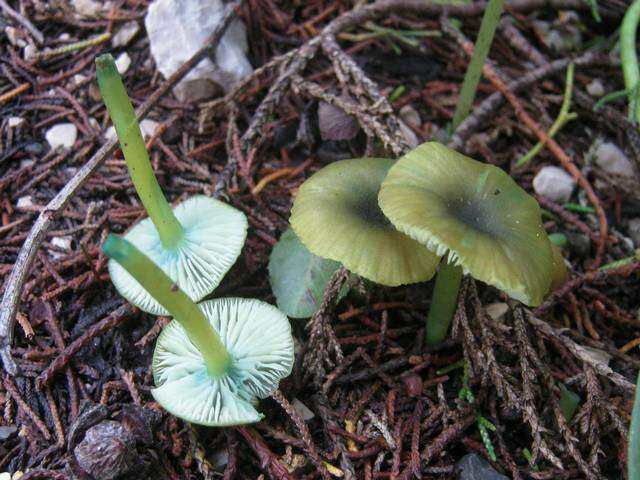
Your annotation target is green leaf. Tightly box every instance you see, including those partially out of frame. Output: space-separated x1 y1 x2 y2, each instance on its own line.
268 228 345 319
559 383 581 421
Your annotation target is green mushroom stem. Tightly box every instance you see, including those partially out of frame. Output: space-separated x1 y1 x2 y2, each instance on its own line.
425 260 463 345
103 234 231 377
96 54 184 249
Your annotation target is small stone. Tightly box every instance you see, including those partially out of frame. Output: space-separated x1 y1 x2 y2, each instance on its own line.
484 302 509 321
0 473 11 480
104 126 117 141
16 196 33 210
12 473 23 480
145 0 253 101
457 453 509 480
532 166 576 203
46 123 77 150
0 425 17 440
5 26 21 46
140 119 160 139
115 52 132 74
594 141 636 178
73 73 87 85
112 21 140 47
74 421 137 480
8 117 24 128
586 79 605 97
23 44 38 61
399 120 419 148
292 398 315 421
210 450 229 470
51 237 72 259
401 373 423 397
399 105 421 130
566 232 590 256
318 101 359 141
628 218 640 247
73 0 102 17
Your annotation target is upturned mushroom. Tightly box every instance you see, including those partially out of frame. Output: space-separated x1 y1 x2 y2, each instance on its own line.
290 157 440 287
103 235 294 425
96 54 247 315
379 142 555 344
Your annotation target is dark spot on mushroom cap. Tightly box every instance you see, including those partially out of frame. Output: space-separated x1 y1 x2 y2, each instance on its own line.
446 196 498 236
351 191 393 229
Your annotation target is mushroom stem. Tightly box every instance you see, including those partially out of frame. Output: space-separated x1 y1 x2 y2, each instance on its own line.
96 54 184 249
426 259 463 345
103 234 231 377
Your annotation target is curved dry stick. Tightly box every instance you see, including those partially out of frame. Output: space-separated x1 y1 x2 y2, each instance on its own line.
0 1 243 375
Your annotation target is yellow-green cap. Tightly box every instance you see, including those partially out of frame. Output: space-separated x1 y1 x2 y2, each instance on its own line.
379 142 553 306
290 158 440 286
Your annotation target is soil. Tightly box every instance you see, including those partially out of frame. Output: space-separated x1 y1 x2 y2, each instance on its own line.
0 1 639 479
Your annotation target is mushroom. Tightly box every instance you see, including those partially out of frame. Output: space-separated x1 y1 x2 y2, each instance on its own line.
103 235 294 426
290 157 440 287
379 142 554 344
96 54 247 315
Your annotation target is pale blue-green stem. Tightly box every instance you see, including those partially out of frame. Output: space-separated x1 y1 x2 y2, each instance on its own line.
426 260 463 345
103 234 231 377
96 54 183 249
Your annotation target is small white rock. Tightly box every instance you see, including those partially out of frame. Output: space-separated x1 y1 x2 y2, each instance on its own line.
484 302 509 321
532 166 576 203
45 123 78 150
104 126 117 141
8 117 24 128
586 79 605 97
12 472 23 480
73 73 87 85
50 237 72 259
5 26 20 46
628 218 640 247
0 472 11 480
16 196 33 209
112 21 140 47
115 52 132 74
145 0 253 102
105 119 159 140
594 142 636 178
58 33 71 41
399 105 421 131
23 44 38 61
399 120 419 149
72 0 102 17
292 398 315 421
140 119 160 139
210 450 229 470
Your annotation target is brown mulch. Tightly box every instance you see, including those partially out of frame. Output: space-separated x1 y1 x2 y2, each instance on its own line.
0 0 639 479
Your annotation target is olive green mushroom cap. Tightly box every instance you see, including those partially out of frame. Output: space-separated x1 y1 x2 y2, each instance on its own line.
152 298 294 426
109 195 247 315
379 142 553 306
290 158 440 287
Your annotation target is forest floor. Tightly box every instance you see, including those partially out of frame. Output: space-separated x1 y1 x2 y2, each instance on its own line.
0 0 639 479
